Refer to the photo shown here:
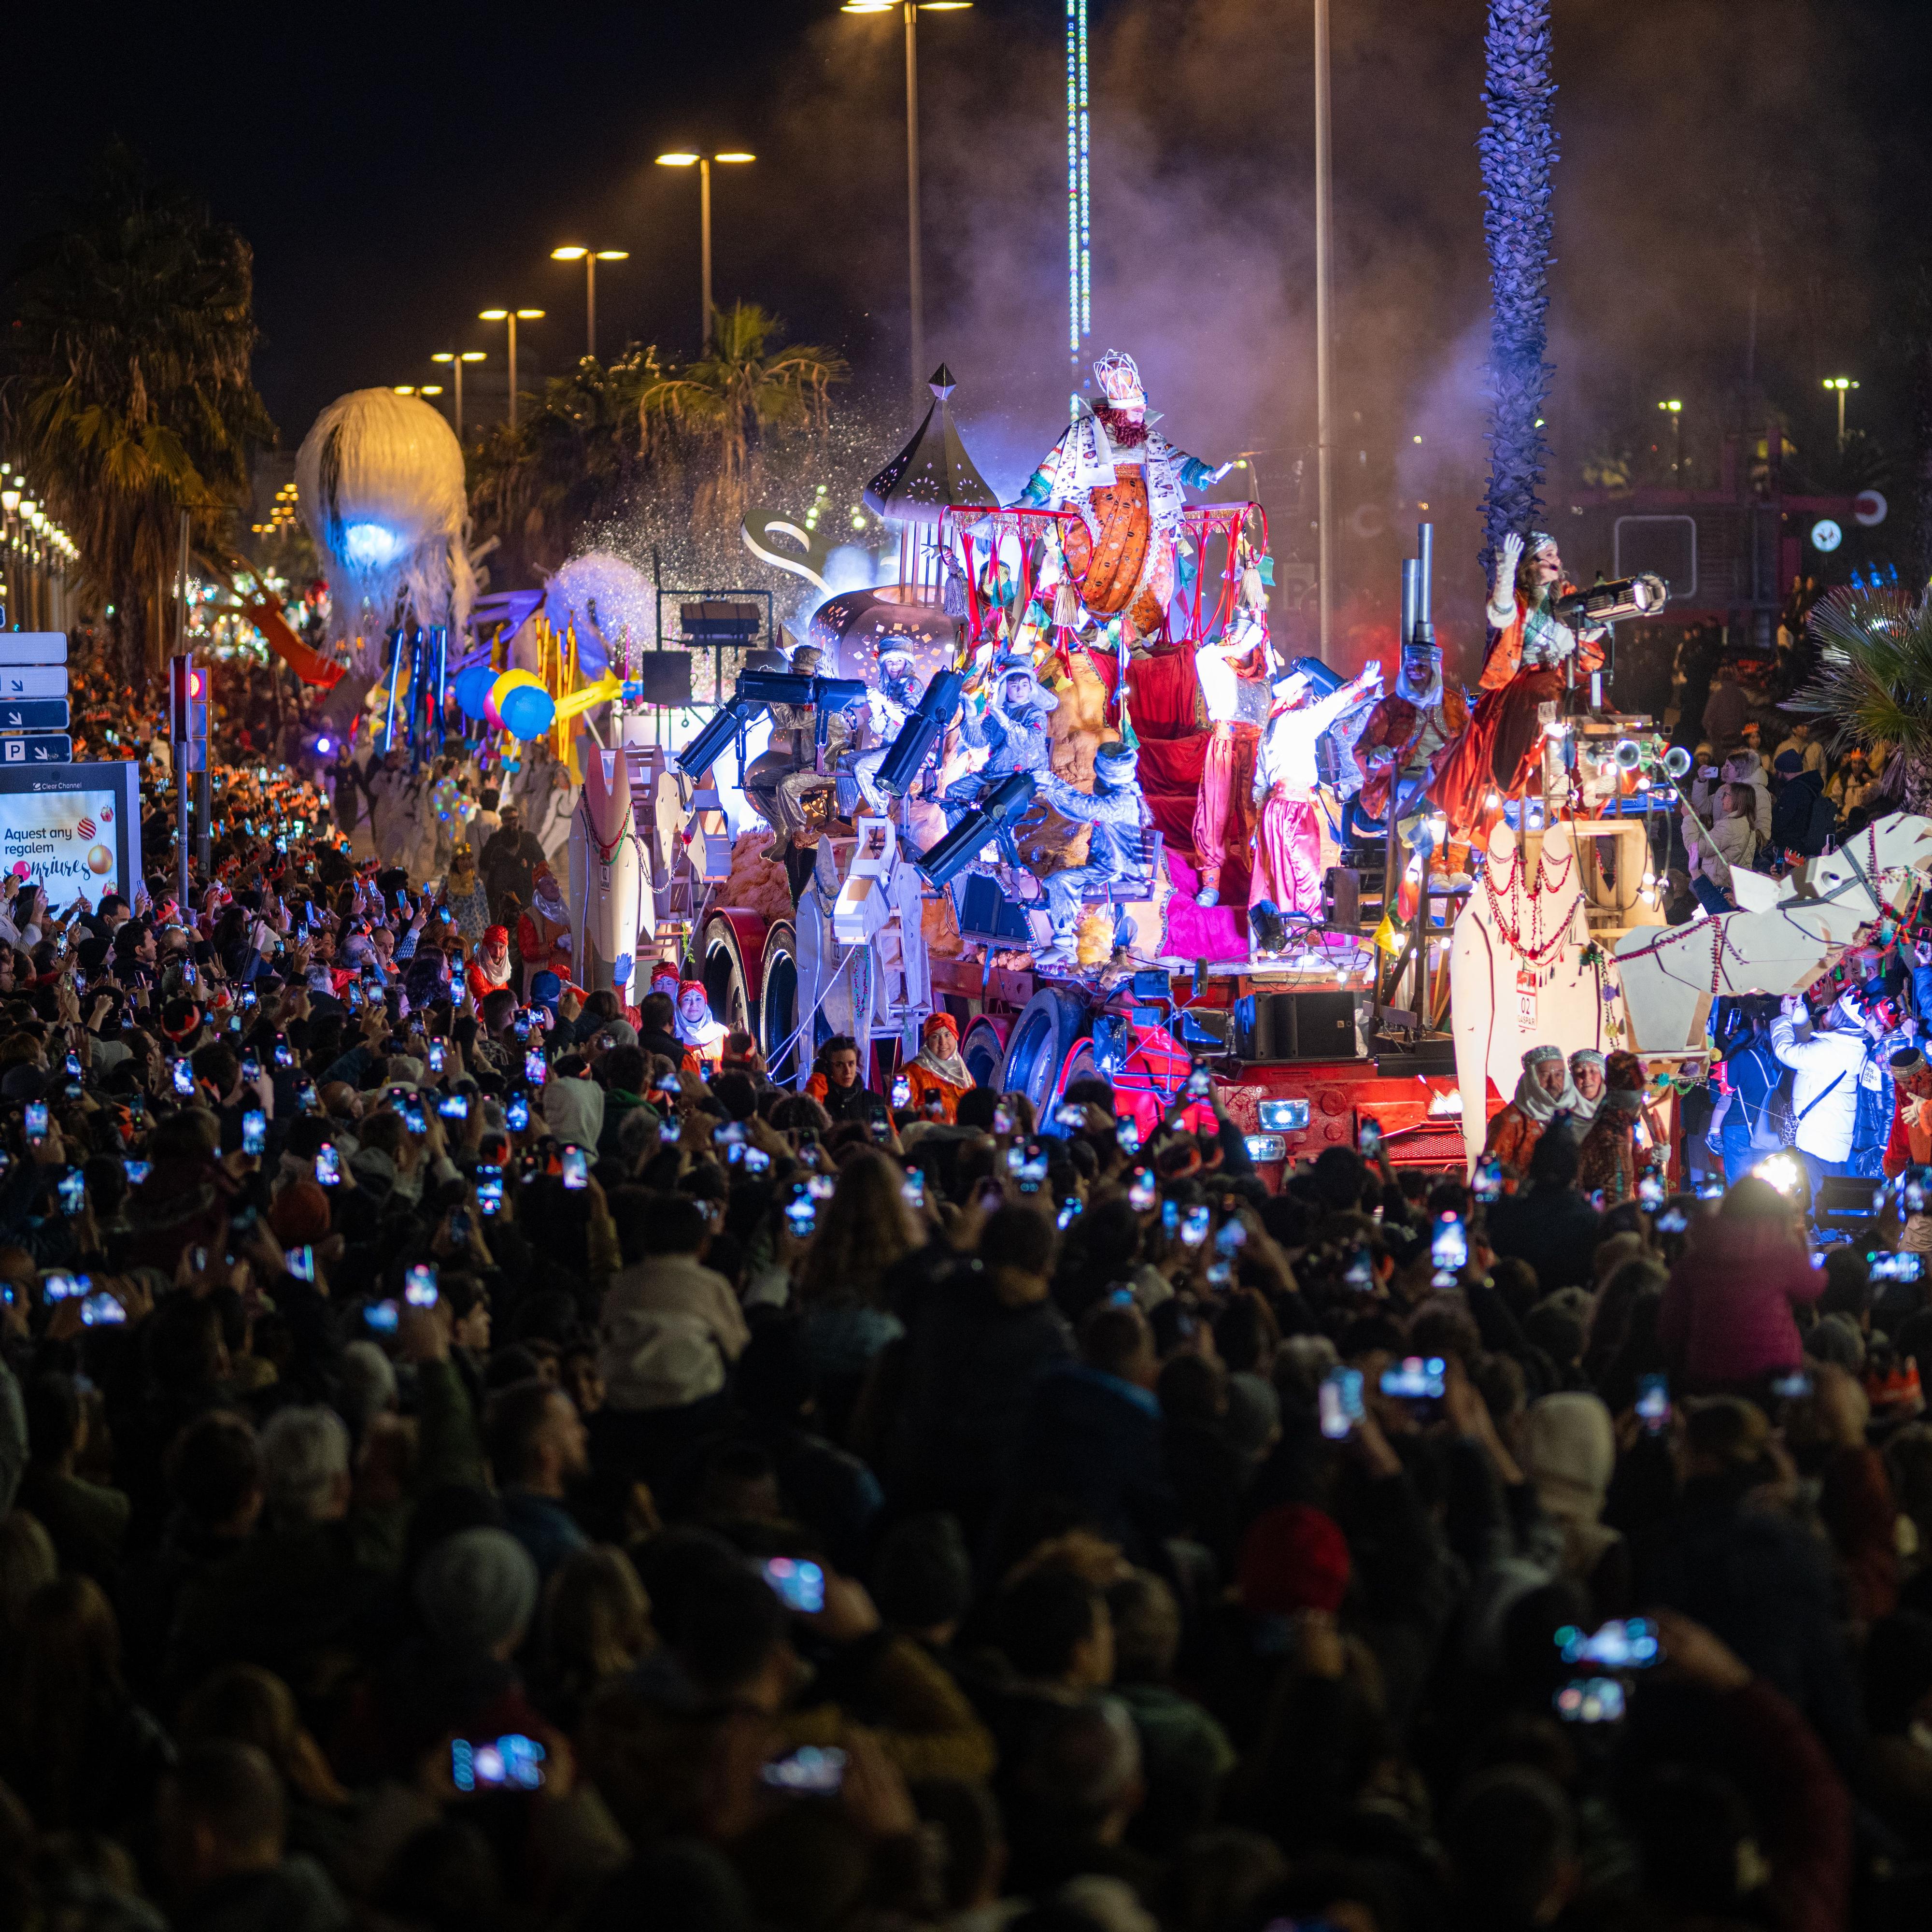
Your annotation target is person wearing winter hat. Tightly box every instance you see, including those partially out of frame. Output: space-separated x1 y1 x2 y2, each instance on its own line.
1236 1502 1350 1629
903 1012 973 1122
675 980 729 1069
541 1065 606 1155
413 1526 540 1657
269 1181 331 1252
1481 1045 1580 1184
1521 1392 1624 1602
467 925 513 1005
1576 1051 1651 1207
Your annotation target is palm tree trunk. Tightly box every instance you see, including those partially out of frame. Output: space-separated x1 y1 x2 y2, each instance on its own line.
1477 0 1558 598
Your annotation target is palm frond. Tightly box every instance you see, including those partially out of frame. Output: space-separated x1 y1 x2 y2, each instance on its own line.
1785 583 1932 760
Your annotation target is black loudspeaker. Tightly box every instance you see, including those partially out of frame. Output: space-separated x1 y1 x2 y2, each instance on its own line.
632 653 693 706
1236 990 1359 1062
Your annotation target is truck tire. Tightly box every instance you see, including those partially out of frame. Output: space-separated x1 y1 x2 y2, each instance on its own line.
998 986 1091 1111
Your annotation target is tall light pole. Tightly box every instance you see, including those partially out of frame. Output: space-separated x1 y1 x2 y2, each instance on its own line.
1823 375 1859 448
1312 0 1334 662
1657 398 1682 481
655 151 755 351
550 246 630 360
839 1 972 394
478 309 544 428
430 351 486 438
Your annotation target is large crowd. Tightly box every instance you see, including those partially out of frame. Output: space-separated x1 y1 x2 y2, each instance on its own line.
0 648 1925 1932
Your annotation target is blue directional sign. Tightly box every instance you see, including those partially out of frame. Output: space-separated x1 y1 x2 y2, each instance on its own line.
0 700 70 733
0 736 71 765
0 668 67 698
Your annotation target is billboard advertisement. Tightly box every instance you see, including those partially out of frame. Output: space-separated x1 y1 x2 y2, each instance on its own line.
0 762 142 907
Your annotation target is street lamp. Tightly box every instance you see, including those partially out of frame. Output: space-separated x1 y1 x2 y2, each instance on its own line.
1823 375 1859 447
477 310 545 429
550 246 630 360
1657 398 1682 481
839 0 973 394
655 151 755 350
430 350 487 438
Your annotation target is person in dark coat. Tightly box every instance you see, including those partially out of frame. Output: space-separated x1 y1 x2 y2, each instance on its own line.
888 1207 1073 1540
1770 756 1836 859
1484 1124 1605 1293
998 1301 1175 1564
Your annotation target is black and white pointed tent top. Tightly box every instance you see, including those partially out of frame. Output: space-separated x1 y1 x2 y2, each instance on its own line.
862 365 997 529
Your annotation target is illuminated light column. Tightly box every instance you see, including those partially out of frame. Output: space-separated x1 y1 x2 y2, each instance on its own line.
1067 0 1090 409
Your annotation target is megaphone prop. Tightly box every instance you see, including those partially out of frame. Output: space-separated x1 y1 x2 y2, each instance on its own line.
1662 744 1693 780
1554 573 1669 627
1613 739 1644 771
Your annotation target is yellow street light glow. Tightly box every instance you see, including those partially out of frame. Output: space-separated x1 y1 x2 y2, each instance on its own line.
394 385 416 394
515 308 544 318
1823 376 1858 391
461 351 484 361
1657 398 1681 412
420 385 444 396
714 152 755 163
551 245 587 260
430 352 454 362
841 2 893 11
656 153 700 166
919 4 973 11
479 308 508 320
595 250 629 261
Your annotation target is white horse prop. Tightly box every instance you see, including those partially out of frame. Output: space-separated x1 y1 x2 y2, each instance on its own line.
1614 812 1932 1053
1451 821 1622 1169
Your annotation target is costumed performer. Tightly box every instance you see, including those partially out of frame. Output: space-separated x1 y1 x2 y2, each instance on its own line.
1190 614 1271 909
940 651 1058 871
1575 1051 1650 1206
902 1012 974 1122
851 644 927 815
1353 633 1472 882
467 924 513 1005
1567 1050 1606 1128
1015 350 1233 632
1035 741 1153 964
1481 1043 1580 1181
1432 533 1608 839
676 979 730 1070
517 862 573 982
1247 659 1383 955
742 644 862 862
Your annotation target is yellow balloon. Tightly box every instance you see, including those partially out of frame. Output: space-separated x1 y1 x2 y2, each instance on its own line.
486 669 543 729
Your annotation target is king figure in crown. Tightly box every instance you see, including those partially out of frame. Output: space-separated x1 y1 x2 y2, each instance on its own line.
1016 351 1234 634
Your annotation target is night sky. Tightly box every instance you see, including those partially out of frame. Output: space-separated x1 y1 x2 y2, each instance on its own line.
9 0 1932 632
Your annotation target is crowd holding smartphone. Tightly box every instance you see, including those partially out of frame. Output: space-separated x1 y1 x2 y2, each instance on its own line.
0 739 1925 1928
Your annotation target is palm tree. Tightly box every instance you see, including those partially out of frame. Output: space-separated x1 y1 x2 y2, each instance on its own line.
0 145 273 681
1477 0 1557 603
1784 582 1932 810
640 302 847 535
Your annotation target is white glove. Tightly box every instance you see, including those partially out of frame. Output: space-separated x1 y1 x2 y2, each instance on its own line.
1494 533 1524 603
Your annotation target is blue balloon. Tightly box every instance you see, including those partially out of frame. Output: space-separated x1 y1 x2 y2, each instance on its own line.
499 684 556 740
455 664 498 721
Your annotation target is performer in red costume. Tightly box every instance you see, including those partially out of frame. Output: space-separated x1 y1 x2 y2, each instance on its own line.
1353 635 1472 881
1432 532 1607 839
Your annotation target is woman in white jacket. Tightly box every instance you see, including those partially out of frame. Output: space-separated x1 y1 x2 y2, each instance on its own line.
1683 785 1758 914
1770 991 1881 1209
